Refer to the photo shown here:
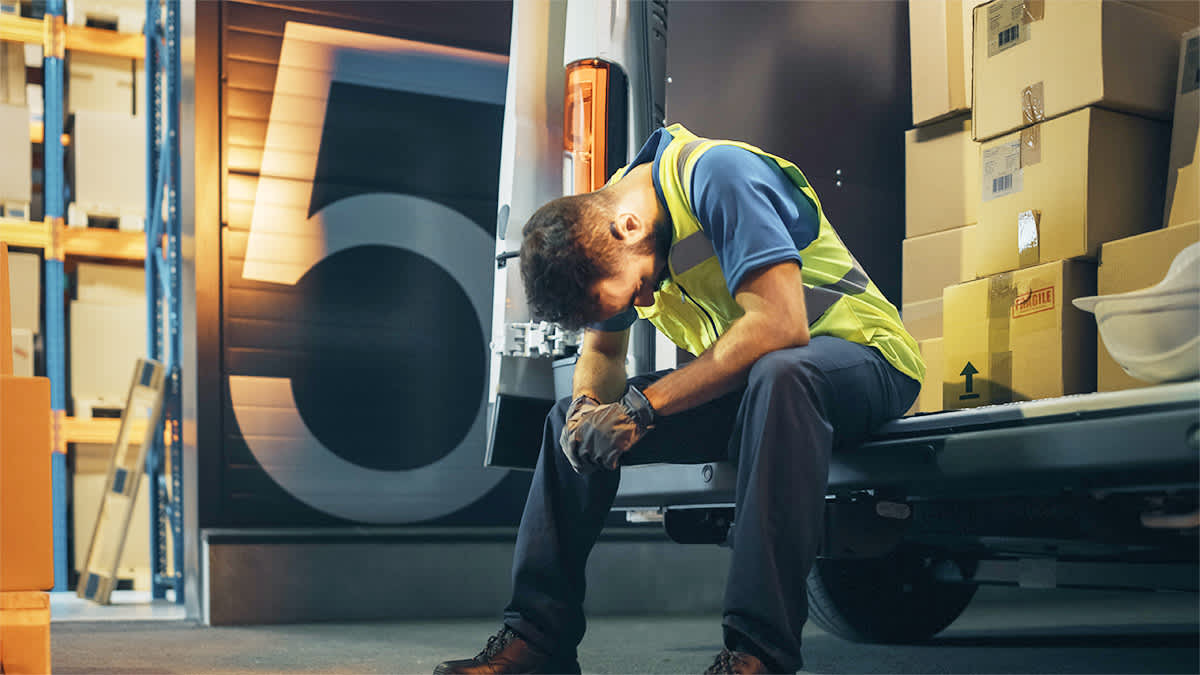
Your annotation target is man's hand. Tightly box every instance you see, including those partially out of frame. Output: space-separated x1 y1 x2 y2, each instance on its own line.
559 386 656 474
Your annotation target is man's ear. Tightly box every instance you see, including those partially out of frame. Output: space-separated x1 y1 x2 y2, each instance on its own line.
609 212 645 242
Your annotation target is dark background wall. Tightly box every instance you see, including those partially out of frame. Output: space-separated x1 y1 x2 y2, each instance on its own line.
210 0 522 527
664 0 912 304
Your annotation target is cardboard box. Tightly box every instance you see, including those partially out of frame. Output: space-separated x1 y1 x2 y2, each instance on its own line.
70 300 147 408
71 110 146 223
0 591 50 675
0 42 25 106
903 224 976 304
1165 27 1199 229
0 375 53 591
68 0 146 33
909 337 945 415
7 251 39 334
1096 222 1200 391
943 260 1096 408
0 104 32 204
976 107 1170 277
906 115 981 238
972 0 1191 142
1127 1 1200 24
68 51 135 114
910 0 988 125
903 296 943 341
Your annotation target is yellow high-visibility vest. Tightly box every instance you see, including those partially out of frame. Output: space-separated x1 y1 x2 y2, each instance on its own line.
611 124 924 383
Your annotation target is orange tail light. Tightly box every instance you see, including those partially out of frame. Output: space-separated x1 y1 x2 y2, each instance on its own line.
564 59 626 195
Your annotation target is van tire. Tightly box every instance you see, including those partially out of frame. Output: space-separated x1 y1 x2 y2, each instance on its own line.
806 549 978 644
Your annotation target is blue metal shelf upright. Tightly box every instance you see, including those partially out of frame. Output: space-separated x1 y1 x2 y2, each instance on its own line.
43 0 68 593
144 0 184 603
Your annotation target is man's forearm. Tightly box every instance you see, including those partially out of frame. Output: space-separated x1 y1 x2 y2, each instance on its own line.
642 310 807 416
573 346 628 403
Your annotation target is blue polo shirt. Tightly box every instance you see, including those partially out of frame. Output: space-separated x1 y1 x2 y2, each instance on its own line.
594 128 820 331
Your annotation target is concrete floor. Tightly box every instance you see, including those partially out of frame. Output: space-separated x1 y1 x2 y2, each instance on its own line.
52 587 1198 674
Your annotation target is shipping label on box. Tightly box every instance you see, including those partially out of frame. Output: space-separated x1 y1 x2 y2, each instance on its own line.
943 260 1096 408
976 107 1170 277
972 0 1191 142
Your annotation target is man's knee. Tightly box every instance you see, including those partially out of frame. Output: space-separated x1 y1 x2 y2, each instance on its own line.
747 348 821 397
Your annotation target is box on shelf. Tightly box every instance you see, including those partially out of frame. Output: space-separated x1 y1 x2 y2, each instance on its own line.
76 260 144 305
902 296 943 342
909 337 944 415
1097 222 1200 392
1165 27 1199 229
1 201 30 219
70 110 146 229
0 1 22 15
910 0 988 125
0 42 25 106
906 115 980 238
8 251 40 334
903 224 976 304
972 0 1192 142
0 104 32 204
69 300 147 410
0 374 53 591
943 260 1096 409
0 591 51 675
67 0 146 33
976 107 1170 277
68 51 136 115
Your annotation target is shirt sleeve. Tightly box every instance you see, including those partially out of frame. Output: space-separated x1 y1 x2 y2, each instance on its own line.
589 307 638 332
689 145 820 293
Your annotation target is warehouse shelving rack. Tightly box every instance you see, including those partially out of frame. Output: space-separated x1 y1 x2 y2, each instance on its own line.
0 0 182 602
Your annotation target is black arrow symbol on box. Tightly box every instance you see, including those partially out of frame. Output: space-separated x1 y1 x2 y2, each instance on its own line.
959 362 980 400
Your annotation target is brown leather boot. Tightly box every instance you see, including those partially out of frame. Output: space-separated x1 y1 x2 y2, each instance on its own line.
433 626 581 674
703 648 775 674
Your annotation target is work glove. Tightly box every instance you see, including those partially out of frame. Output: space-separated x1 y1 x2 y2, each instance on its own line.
559 386 656 475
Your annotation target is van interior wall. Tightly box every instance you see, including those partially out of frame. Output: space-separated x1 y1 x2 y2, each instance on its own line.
665 0 911 305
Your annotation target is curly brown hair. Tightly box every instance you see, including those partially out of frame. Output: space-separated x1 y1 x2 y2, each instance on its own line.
519 192 619 330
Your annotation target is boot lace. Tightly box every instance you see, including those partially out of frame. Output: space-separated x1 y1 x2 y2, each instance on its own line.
704 648 739 674
477 626 520 661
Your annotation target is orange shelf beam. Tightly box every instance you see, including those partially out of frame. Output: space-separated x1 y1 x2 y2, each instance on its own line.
0 14 143 59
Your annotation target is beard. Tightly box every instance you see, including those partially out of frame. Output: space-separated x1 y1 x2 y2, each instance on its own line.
640 218 674 291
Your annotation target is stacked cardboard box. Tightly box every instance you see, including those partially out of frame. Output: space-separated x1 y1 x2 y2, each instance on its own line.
0 244 53 675
904 3 984 412
906 0 1194 413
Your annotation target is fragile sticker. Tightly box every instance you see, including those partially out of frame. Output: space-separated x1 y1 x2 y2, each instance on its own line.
982 140 1023 202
